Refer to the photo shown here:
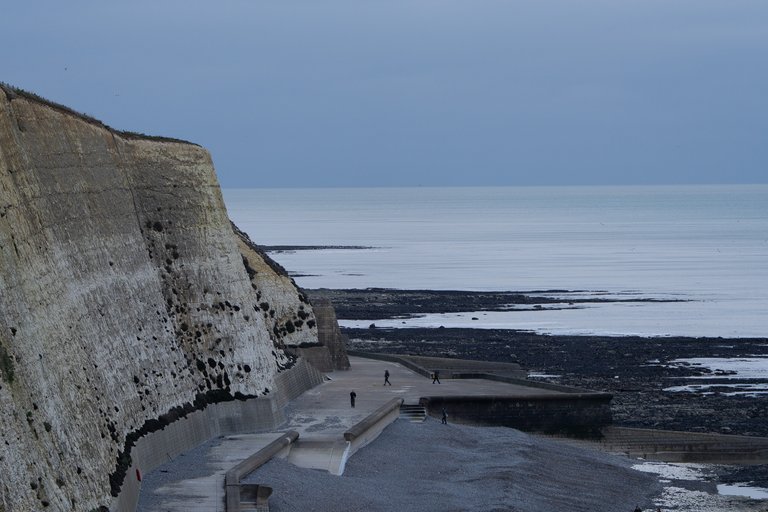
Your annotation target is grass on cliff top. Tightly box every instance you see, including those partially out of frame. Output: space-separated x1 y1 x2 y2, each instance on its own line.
0 82 199 146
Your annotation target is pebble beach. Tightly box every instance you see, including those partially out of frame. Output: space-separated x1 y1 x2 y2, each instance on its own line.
245 420 766 512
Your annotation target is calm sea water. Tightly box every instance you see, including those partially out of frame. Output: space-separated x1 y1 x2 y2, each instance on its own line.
223 185 768 338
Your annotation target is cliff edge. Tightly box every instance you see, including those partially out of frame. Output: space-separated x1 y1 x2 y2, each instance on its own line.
0 85 318 511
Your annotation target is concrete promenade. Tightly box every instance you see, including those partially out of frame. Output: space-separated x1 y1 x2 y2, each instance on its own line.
138 356 558 511
285 355 558 435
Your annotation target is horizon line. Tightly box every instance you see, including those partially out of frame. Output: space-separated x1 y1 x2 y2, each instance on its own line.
220 182 768 190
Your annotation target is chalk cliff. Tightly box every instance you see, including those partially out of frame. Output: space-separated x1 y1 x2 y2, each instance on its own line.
0 85 318 511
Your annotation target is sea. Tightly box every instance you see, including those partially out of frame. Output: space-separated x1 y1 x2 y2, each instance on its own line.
224 185 767 340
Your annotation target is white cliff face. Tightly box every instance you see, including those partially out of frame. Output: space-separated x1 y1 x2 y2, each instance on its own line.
233 226 319 350
0 86 317 511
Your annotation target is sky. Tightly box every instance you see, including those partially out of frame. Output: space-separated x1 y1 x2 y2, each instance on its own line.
1 0 767 188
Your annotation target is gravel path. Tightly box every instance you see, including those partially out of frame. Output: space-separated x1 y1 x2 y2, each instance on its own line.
246 419 661 512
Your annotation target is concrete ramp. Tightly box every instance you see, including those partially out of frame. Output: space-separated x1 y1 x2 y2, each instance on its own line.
286 437 350 475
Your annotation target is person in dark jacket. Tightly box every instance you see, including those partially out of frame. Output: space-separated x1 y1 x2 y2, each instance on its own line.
350 391 356 408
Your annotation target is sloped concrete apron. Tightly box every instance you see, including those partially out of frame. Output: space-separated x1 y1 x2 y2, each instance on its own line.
224 397 403 511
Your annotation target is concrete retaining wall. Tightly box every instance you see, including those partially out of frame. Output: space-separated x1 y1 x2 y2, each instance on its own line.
339 398 404 473
420 393 612 438
114 358 323 512
310 297 351 370
272 358 325 410
455 372 599 394
225 431 299 512
598 426 768 464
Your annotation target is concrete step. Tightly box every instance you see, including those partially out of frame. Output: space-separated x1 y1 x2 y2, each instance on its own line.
399 404 427 422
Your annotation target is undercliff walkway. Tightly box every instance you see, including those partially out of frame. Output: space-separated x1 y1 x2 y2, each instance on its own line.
135 356 562 512
136 355 768 512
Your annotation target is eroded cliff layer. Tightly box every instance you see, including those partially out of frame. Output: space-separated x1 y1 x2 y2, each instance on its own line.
0 86 318 511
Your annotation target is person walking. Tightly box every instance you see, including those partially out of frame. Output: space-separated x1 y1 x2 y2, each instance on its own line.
350 391 356 408
384 369 391 386
432 370 441 384
441 408 448 425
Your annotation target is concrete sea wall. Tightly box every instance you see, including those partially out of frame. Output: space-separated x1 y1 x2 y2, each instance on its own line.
0 85 319 511
597 426 768 464
420 393 613 438
117 359 323 512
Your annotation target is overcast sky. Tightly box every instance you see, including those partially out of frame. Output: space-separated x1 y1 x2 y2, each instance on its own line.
2 1 767 187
